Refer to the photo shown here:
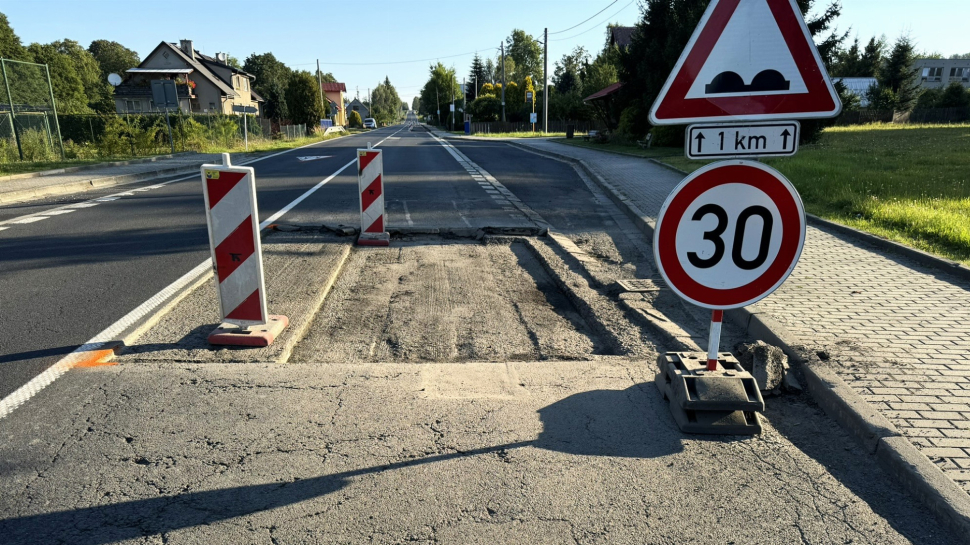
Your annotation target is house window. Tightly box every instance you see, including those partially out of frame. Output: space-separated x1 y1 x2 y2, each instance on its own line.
126 100 141 113
923 67 943 81
951 67 970 81
209 102 216 111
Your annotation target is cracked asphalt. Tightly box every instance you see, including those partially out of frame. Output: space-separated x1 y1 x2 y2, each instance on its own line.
0 360 959 544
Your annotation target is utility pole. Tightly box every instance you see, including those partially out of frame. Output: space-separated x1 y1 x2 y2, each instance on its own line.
452 81 456 131
435 86 440 127
367 88 370 120
500 41 506 122
316 59 325 123
543 27 549 134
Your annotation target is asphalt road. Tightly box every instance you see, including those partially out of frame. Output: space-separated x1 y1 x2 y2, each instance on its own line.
0 119 529 400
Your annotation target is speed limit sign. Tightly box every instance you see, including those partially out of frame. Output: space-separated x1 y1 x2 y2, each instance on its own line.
654 160 806 309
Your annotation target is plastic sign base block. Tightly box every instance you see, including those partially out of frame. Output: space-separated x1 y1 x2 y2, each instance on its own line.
655 352 764 435
208 315 289 347
357 232 390 247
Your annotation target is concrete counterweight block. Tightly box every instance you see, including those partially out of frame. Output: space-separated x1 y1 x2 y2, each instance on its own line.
655 352 765 435
208 315 289 347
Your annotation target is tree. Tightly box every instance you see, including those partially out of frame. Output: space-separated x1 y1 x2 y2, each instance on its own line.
411 96 420 111
263 80 288 121
468 54 488 100
348 110 363 128
873 35 920 111
244 52 293 123
285 70 326 133
53 39 111 112
484 58 495 84
419 62 458 125
88 40 140 80
315 70 336 83
371 76 402 125
859 36 886 76
27 42 90 114
226 55 241 69
505 29 543 84
553 46 589 94
0 12 27 60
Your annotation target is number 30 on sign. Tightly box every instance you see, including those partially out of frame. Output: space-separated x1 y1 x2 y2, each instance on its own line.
654 160 806 309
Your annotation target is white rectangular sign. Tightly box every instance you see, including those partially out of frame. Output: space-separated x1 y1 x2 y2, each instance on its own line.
530 112 538 124
686 121 799 160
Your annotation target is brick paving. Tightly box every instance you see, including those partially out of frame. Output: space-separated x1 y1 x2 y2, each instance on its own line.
517 139 970 493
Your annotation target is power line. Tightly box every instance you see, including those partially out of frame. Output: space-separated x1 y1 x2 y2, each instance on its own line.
550 0 636 42
294 48 489 67
548 0 619 35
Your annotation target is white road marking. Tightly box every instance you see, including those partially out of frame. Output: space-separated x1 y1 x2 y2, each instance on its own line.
0 226 8 231
11 216 48 224
45 209 75 216
403 200 414 227
452 201 473 227
0 136 347 228
95 197 119 202
0 126 409 422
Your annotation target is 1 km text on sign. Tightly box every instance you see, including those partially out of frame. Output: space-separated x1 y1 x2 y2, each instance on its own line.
686 121 798 159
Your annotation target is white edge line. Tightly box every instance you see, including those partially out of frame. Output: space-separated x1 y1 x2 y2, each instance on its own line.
0 126 406 421
0 135 345 228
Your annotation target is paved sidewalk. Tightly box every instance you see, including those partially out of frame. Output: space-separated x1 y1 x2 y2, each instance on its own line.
0 151 262 204
516 139 970 495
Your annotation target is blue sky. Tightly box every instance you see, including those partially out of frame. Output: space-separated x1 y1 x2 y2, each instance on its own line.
5 0 969 105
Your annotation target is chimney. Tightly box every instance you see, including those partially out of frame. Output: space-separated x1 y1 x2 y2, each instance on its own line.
179 39 194 60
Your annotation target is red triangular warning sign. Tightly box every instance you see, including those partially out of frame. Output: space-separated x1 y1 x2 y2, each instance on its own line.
649 0 841 125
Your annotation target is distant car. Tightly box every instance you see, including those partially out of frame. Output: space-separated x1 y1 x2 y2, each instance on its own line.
363 118 377 129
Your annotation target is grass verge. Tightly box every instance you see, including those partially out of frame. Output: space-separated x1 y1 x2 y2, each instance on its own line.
454 131 568 138
569 123 970 265
0 130 356 177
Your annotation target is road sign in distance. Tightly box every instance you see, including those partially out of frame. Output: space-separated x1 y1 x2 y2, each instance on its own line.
530 112 538 124
686 121 799 160
654 160 806 309
649 0 841 124
232 105 257 114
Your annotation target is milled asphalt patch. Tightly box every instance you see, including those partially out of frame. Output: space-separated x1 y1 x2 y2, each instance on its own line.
114 231 352 364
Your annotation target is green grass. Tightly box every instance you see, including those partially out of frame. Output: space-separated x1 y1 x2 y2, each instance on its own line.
454 131 568 138
0 130 355 177
589 123 970 265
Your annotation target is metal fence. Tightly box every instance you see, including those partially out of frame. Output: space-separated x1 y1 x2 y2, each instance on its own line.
467 119 601 134
0 57 64 162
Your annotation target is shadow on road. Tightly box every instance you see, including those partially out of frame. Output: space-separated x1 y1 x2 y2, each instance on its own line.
0 385 683 544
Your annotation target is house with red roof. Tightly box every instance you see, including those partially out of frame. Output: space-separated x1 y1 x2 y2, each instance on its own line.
321 82 347 126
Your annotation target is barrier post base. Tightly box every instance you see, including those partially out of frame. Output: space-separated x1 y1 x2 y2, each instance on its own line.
655 352 764 435
357 232 390 247
208 315 289 347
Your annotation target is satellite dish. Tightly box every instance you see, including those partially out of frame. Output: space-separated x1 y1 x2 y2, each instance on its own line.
107 73 122 86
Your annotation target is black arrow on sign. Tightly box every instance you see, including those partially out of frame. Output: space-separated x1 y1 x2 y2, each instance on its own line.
694 132 705 153
781 129 791 149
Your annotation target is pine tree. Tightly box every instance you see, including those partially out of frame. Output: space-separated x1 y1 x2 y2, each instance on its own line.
877 36 920 110
468 54 487 100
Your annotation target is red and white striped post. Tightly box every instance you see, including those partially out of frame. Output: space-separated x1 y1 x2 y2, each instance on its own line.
707 309 724 371
357 146 389 246
201 153 288 346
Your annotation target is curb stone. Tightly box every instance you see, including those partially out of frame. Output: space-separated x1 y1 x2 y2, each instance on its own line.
511 138 970 543
0 164 202 205
0 152 195 183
